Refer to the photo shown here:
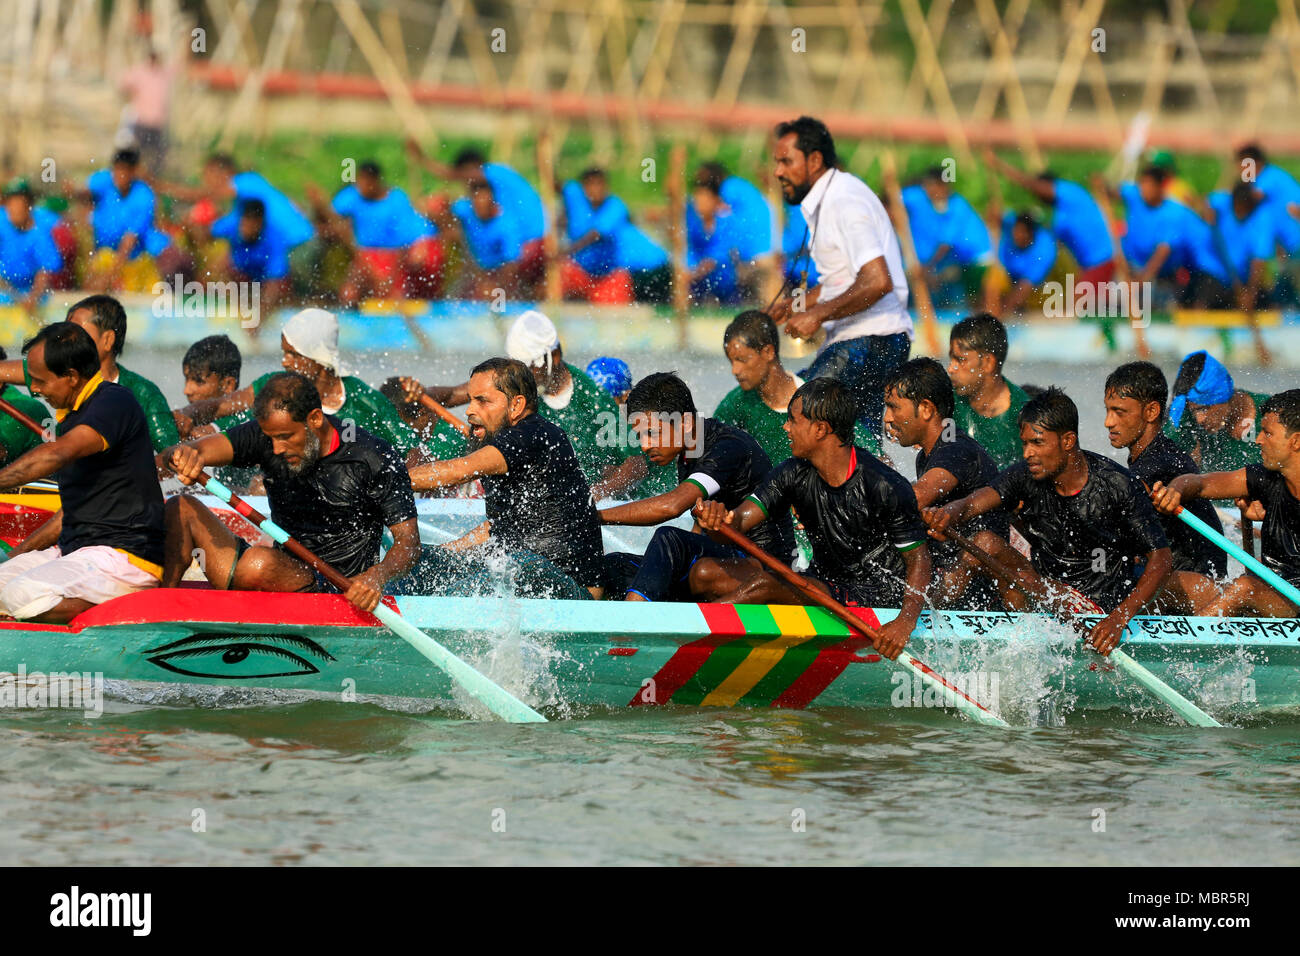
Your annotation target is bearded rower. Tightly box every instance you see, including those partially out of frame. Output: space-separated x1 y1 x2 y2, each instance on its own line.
1152 389 1300 618
925 387 1173 654
0 323 164 622
403 358 606 600
693 379 932 659
883 357 1009 608
160 372 420 612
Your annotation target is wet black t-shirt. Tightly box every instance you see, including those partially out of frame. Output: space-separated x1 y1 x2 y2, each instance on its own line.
56 381 165 566
915 432 1010 568
680 417 794 558
1245 464 1300 589
750 448 928 597
484 412 605 587
228 415 416 577
991 450 1169 610
1129 433 1227 576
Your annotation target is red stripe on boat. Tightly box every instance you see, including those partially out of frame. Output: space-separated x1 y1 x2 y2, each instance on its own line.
54 588 396 631
627 603 749 706
770 607 882 708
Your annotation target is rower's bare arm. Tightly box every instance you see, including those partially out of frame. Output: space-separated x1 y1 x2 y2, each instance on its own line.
897 543 933 628
0 424 109 491
600 481 702 526
409 445 506 491
912 467 960 510
444 520 491 552
591 454 649 501
1090 546 1173 655
923 486 1002 538
162 434 236 485
10 509 62 558
426 383 469 408
1151 470 1248 513
0 359 27 386
374 518 421 582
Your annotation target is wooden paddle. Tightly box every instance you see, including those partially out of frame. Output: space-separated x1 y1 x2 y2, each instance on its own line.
194 469 546 723
0 396 45 437
417 393 472 437
704 516 1008 727
938 525 1222 728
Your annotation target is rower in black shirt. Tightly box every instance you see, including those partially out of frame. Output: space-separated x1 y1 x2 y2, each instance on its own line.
0 322 165 622
1103 361 1227 612
926 387 1173 655
883 357 1009 608
693 378 932 659
405 357 606 599
1152 389 1300 618
161 372 421 612
600 372 795 602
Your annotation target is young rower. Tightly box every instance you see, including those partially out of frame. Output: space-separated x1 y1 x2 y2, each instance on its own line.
1103 361 1227 599
692 378 931 659
882 357 1009 607
1165 350 1268 472
173 308 443 463
180 334 258 492
0 294 178 452
600 372 795 602
0 323 164 622
925 387 1173 653
947 312 1030 470
402 358 606 600
1152 389 1300 618
160 372 420 612
0 346 48 465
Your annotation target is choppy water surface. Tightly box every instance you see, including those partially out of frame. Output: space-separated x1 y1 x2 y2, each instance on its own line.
3 355 1288 865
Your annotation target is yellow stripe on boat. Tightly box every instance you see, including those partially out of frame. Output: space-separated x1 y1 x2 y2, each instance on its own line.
699 607 819 707
1171 308 1281 328
0 493 60 512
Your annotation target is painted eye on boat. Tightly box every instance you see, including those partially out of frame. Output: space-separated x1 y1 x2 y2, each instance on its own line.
144 633 335 680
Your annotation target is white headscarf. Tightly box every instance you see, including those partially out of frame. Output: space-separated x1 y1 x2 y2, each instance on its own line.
282 308 351 376
505 309 560 373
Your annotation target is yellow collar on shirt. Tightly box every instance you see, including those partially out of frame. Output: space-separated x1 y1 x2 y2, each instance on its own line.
54 371 104 422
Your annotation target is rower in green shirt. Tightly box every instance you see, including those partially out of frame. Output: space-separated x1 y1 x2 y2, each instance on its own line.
714 310 881 464
0 371 47 464
947 312 1029 470
0 295 180 453
1164 349 1268 473
174 308 446 464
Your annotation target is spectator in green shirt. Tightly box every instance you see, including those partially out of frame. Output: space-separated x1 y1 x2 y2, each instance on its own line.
173 308 447 465
0 294 179 453
947 312 1029 470
1164 349 1268 473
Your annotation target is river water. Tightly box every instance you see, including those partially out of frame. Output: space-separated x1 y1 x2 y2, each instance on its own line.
2 350 1297 866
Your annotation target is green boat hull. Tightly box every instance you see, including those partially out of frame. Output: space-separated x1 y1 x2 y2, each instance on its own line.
0 589 1295 722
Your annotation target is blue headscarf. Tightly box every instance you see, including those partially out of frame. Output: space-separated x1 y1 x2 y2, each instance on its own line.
1169 350 1235 426
586 357 633 399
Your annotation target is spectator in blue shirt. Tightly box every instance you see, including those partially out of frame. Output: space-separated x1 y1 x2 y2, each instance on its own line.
405 141 546 295
158 153 315 251
559 168 635 304
82 148 172 292
686 180 743 304
691 162 776 299
1238 143 1300 305
0 180 61 310
907 168 994 307
209 198 291 313
1118 166 1184 286
444 179 524 300
307 161 439 305
1167 199 1233 308
993 212 1056 316
1206 183 1280 310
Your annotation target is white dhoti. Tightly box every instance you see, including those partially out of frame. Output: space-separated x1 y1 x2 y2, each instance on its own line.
0 546 160 620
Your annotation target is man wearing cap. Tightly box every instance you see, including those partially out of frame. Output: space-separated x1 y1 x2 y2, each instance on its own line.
172 308 456 464
768 116 911 446
399 310 632 485
1165 350 1270 473
0 179 62 313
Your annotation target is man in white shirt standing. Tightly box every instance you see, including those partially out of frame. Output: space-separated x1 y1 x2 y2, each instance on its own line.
768 116 912 446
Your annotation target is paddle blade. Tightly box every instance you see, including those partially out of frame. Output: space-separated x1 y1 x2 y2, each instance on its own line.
1110 648 1222 728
